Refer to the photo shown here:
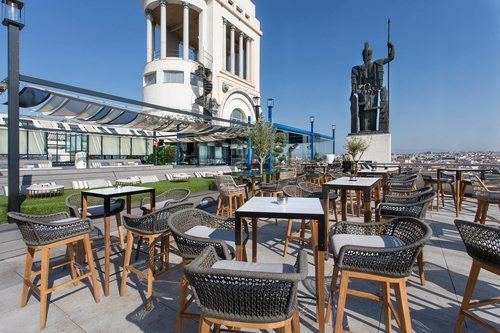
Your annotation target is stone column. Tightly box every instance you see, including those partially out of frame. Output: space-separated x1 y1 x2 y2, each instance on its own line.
239 32 244 78
230 25 235 74
183 2 189 60
146 10 154 62
222 18 227 71
160 0 167 59
246 37 251 81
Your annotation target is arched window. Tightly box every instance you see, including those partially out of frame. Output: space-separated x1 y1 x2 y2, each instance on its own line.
230 109 244 127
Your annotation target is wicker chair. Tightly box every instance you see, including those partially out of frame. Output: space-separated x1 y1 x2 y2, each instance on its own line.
299 181 339 221
65 193 126 249
327 217 432 333
470 175 500 224
282 185 312 256
287 174 306 185
7 212 100 329
259 178 290 197
454 220 499 332
185 246 307 333
387 174 419 194
167 208 249 333
421 173 455 210
140 188 191 214
214 175 245 217
120 202 193 310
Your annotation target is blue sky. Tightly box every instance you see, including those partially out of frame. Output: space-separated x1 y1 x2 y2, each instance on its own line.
1 0 499 152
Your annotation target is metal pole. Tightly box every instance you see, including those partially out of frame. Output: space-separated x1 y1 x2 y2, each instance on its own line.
246 116 252 169
152 130 157 165
332 128 336 155
176 124 181 165
267 104 273 173
7 23 20 213
310 121 314 160
387 17 391 131
85 134 90 169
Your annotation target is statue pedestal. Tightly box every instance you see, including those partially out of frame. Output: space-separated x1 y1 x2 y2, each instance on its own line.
346 132 391 163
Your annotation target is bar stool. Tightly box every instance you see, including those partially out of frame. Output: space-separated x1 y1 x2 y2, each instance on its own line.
120 203 193 310
7 212 100 330
214 175 245 217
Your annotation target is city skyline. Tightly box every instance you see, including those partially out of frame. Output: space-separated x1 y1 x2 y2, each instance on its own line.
0 0 498 152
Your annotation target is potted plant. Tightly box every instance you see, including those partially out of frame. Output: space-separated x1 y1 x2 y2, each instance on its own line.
247 120 276 175
344 137 370 179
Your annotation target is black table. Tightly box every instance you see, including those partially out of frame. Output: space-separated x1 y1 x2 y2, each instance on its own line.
81 186 155 296
235 196 327 333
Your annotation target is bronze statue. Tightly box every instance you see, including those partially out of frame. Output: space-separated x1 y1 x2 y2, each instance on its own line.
350 41 394 133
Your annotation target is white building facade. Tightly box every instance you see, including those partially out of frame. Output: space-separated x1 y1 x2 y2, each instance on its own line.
141 0 261 125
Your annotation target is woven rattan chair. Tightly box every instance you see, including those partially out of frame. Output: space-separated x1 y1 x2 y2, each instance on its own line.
65 193 126 249
421 173 456 210
259 178 290 197
299 181 340 221
185 246 308 333
378 190 436 285
168 208 249 333
7 212 100 329
140 188 191 214
470 175 500 224
282 185 312 256
214 175 245 217
327 217 432 333
387 174 419 194
454 220 499 332
120 202 193 310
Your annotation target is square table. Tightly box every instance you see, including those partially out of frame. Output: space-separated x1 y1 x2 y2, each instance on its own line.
81 186 155 296
357 169 391 198
323 177 381 222
235 197 327 333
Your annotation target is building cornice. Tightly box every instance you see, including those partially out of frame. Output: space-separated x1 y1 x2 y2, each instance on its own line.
216 0 263 36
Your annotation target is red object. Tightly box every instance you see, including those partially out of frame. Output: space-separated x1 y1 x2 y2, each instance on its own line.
152 140 157 147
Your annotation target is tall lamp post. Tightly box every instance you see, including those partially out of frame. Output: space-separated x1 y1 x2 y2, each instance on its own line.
252 96 260 121
3 0 25 214
332 124 336 155
267 98 274 173
310 116 315 161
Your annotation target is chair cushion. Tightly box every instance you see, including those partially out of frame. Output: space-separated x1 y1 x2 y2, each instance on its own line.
141 199 175 211
79 202 123 217
331 234 404 257
185 225 246 253
212 260 295 273
52 217 80 224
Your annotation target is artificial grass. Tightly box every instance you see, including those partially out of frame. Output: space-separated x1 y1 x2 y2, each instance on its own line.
0 178 216 224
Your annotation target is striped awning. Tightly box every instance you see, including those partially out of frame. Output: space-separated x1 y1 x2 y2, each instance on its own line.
7 84 247 142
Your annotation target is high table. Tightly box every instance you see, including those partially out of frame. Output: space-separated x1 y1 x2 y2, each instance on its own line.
81 186 155 296
437 168 486 217
357 169 391 199
323 177 381 222
232 170 279 197
235 197 327 333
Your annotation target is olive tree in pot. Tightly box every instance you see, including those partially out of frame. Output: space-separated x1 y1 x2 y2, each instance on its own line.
247 120 276 175
344 137 370 178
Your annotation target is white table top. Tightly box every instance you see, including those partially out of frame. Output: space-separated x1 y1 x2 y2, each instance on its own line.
358 169 390 174
324 177 380 187
82 186 153 196
236 196 324 216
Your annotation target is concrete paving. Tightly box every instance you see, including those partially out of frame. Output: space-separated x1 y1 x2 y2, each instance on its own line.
0 195 498 332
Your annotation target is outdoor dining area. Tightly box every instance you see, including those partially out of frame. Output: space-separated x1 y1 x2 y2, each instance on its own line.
1 165 499 332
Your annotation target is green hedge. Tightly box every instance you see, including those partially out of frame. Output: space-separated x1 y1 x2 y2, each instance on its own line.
0 178 215 224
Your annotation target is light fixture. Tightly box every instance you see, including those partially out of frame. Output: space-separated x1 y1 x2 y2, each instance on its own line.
332 124 336 130
310 116 315 123
2 0 24 28
252 96 260 106
267 98 274 108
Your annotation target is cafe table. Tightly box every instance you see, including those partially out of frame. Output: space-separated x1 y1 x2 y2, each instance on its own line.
234 196 327 333
437 168 486 217
323 177 381 222
357 169 391 199
81 186 155 296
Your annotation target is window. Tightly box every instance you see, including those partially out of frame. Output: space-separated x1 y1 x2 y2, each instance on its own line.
164 70 184 84
190 73 203 87
230 109 244 127
144 72 156 86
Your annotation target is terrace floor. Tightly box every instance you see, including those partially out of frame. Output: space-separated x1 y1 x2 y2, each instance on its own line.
0 194 498 332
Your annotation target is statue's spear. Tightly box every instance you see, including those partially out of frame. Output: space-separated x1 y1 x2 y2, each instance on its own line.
387 17 391 128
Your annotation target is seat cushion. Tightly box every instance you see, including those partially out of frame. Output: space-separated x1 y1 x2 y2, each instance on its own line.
212 260 295 273
185 225 246 253
52 217 80 224
79 202 123 217
141 199 175 211
331 234 404 258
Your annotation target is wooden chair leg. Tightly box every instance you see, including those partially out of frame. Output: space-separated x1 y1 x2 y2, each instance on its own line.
216 196 223 216
83 234 100 303
440 183 445 207
176 273 189 333
66 244 78 286
480 203 489 224
326 265 339 324
349 190 354 216
332 200 339 222
135 237 143 261
39 247 50 330
120 231 134 296
146 236 155 311
418 251 425 286
292 308 301 333
115 212 125 250
381 282 392 333
21 247 35 307
394 280 412 333
229 194 233 217
454 261 481 333
283 219 293 257
199 315 211 333
334 271 349 333
474 201 483 222
283 319 292 332
435 182 440 211
356 191 361 217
